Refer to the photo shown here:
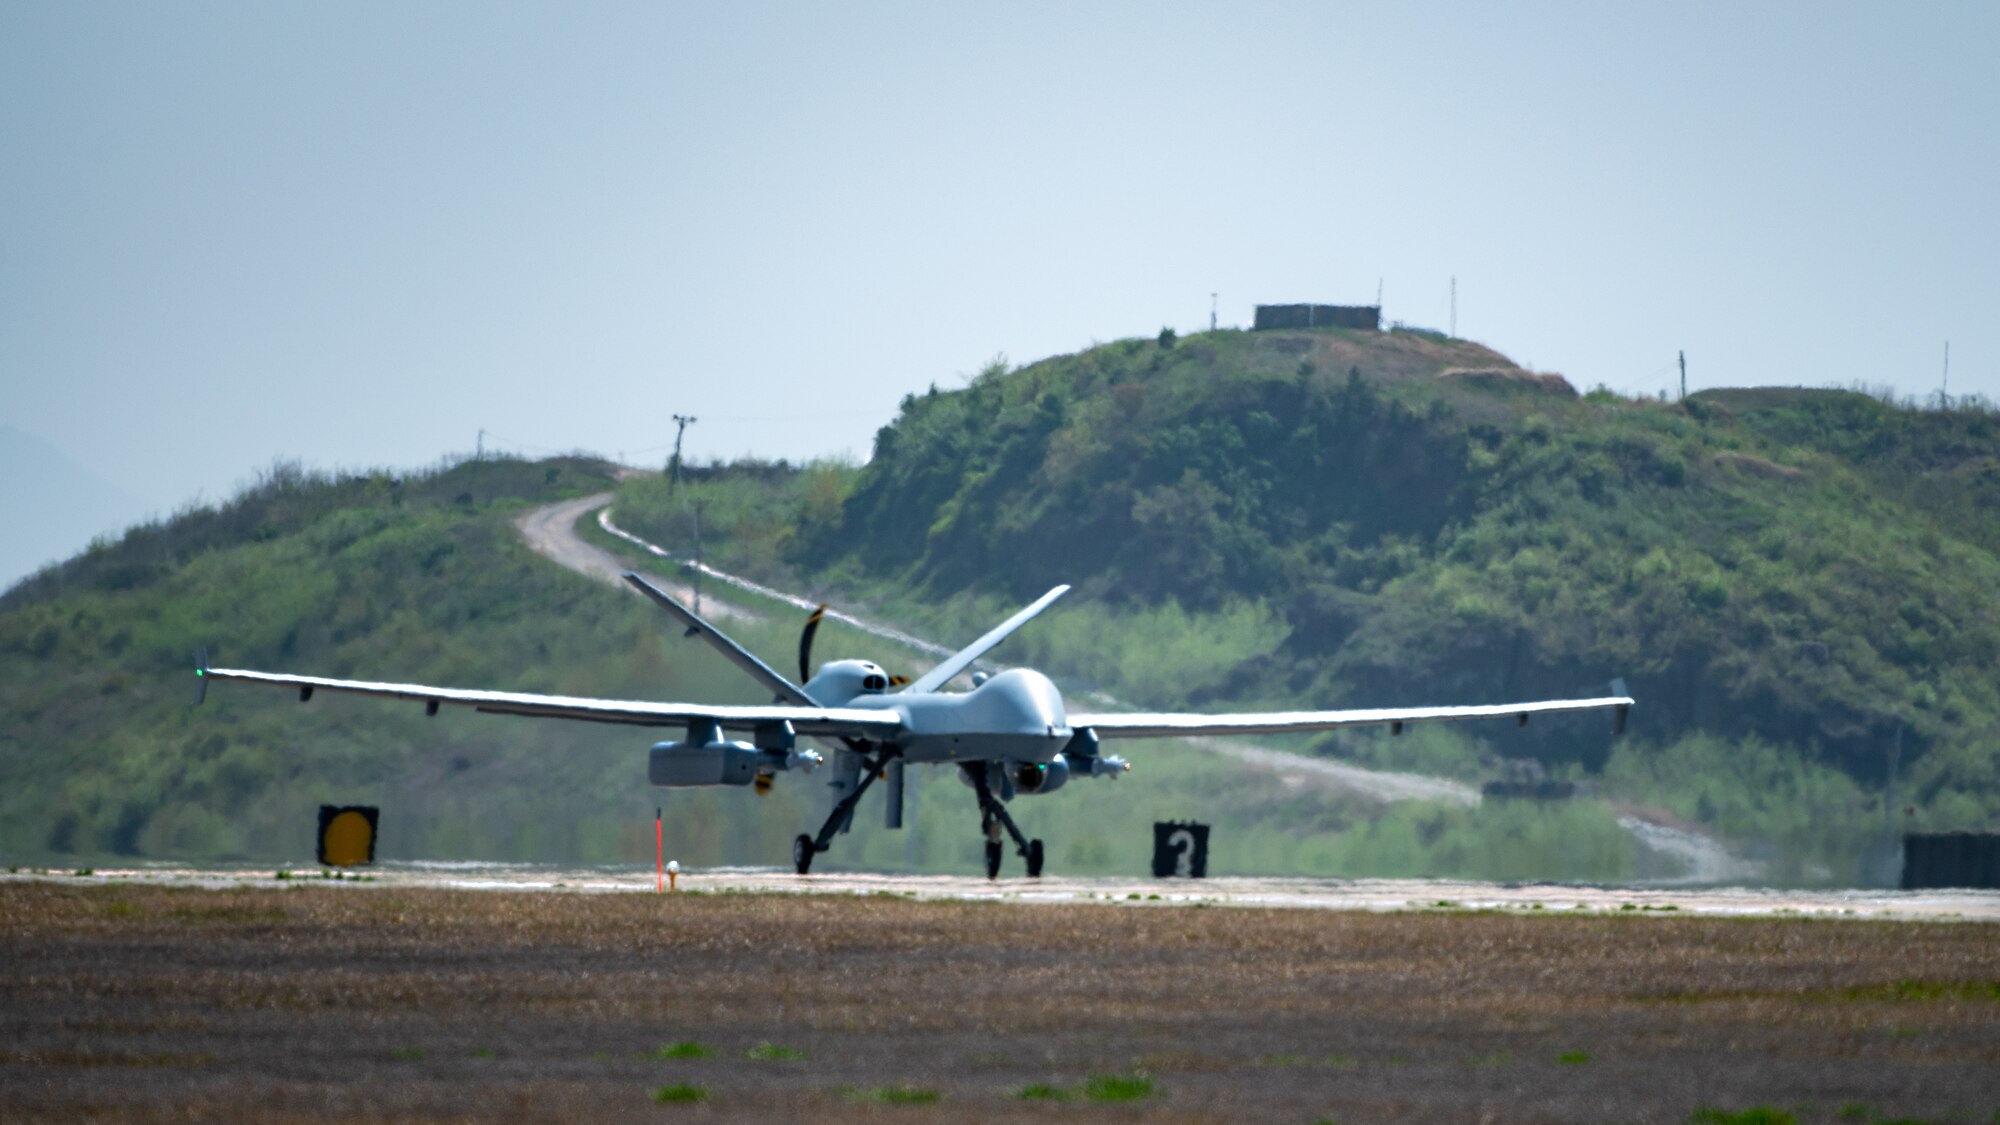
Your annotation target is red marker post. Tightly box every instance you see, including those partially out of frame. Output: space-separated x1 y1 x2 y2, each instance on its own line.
655 807 664 893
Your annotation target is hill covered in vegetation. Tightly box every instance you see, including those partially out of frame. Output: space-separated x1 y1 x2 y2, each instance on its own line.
0 458 865 867
8 325 1996 883
13 456 1547 880
614 327 2000 880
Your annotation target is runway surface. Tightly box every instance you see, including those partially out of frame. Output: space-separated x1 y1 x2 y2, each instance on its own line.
12 862 1996 921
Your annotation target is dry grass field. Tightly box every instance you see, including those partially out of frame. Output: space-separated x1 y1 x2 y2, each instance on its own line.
2 882 1996 1123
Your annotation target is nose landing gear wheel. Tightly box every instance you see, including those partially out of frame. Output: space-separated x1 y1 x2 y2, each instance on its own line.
793 834 816 875
984 840 1004 880
1026 838 1045 878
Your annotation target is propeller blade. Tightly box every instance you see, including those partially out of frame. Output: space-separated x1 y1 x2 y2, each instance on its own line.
798 603 828 683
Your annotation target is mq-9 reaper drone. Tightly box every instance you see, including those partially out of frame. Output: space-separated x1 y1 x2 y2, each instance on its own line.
197 573 1633 878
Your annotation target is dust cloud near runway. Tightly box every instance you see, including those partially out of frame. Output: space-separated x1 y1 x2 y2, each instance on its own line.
3 878 1996 1123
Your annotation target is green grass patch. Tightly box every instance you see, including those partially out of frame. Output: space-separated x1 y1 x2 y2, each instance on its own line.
650 1040 712 1060
1837 980 2000 1003
389 1047 423 1062
1689 1109 1797 1125
1556 1050 1591 1064
744 1042 803 1060
1083 1073 1154 1102
1658 979 2000 1006
1016 1083 1072 1100
651 1084 707 1103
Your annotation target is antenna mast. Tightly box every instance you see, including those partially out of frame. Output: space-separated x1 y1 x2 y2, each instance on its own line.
1679 351 1687 401
1210 292 1218 333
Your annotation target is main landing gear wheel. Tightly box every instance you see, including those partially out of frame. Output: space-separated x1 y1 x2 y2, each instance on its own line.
984 840 1004 880
1026 838 1045 879
793 834 815 875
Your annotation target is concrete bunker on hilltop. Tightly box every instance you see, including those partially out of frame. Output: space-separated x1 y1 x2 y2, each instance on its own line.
1253 303 1381 331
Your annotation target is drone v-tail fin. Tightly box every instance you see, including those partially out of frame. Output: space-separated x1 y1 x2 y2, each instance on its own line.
902 585 1069 694
622 572 820 706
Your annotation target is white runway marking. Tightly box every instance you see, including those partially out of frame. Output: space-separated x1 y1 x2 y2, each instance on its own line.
12 863 1996 922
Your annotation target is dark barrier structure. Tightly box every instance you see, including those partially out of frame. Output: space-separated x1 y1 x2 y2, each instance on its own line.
1152 821 1210 878
1253 304 1381 331
1481 780 1578 800
318 805 379 867
1901 832 2000 889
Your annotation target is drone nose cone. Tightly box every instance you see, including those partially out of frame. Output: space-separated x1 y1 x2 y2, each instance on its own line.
979 668 1067 731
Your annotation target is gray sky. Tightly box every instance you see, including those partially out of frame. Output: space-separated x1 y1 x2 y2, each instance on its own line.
4 1 1995 535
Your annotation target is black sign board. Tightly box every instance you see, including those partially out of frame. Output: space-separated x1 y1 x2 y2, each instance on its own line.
1902 832 2000 889
1151 821 1210 878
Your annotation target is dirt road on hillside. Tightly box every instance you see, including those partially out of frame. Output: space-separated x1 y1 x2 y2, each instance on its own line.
513 493 749 620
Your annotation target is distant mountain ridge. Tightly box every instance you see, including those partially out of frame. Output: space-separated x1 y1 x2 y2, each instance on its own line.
0 425 157 593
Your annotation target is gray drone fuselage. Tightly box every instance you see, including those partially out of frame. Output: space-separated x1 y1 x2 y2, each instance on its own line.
825 664 1071 765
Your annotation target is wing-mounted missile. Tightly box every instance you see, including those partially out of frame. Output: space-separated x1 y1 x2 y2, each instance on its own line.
1058 727 1132 779
649 717 822 788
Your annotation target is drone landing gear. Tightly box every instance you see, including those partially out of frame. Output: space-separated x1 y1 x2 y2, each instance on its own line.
794 747 894 876
968 762 1044 880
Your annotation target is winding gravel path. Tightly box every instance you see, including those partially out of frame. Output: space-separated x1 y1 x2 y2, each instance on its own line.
513 493 750 619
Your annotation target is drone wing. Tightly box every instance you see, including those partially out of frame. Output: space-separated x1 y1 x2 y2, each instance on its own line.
196 664 906 737
1070 692 1634 738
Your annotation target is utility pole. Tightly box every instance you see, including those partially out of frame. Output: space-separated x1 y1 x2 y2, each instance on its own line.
1210 292 1218 333
1450 276 1457 338
690 501 704 617
668 414 697 491
476 429 485 463
1679 351 1687 401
